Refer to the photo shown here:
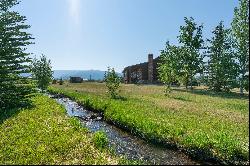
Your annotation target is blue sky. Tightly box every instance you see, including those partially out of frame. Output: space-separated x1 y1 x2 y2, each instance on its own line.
16 0 239 72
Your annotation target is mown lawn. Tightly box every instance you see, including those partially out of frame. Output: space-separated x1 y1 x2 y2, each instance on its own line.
49 82 249 164
0 95 133 165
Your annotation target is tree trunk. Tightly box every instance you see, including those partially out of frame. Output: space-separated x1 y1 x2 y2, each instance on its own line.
240 86 244 95
190 77 193 90
240 75 244 95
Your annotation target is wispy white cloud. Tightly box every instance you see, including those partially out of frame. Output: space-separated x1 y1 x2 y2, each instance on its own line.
67 0 81 25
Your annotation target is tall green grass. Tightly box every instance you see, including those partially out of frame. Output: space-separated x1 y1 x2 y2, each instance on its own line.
48 83 249 164
0 95 133 165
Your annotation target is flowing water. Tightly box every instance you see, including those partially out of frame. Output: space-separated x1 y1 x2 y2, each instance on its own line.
50 95 198 165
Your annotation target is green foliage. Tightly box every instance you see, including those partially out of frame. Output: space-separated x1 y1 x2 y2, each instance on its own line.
59 77 64 85
158 41 181 94
31 54 53 92
158 17 204 93
187 76 199 87
52 79 57 84
104 67 121 99
242 75 249 91
49 84 249 164
231 0 249 94
0 0 35 109
178 17 204 89
93 131 108 150
207 22 238 92
196 75 209 86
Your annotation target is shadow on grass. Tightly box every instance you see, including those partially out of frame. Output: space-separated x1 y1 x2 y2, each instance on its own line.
0 101 34 125
114 95 128 101
172 96 193 102
173 88 249 100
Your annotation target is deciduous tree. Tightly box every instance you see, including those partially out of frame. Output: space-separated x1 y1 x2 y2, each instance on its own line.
31 55 53 92
158 41 181 94
231 0 249 94
178 17 204 89
104 67 121 99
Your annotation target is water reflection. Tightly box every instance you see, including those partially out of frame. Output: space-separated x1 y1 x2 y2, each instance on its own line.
53 96 197 165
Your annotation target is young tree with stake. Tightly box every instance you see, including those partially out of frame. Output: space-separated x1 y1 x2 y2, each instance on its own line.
31 55 53 92
178 17 204 89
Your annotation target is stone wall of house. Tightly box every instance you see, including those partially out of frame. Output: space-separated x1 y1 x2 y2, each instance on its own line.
123 54 160 84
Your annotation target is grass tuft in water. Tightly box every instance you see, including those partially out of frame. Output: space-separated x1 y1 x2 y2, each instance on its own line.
93 131 109 150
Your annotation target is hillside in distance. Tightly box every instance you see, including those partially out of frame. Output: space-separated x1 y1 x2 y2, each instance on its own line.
53 70 122 80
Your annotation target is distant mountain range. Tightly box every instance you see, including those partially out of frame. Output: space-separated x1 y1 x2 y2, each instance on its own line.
53 70 122 80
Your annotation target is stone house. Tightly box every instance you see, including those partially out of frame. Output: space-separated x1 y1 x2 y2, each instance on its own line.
122 54 161 84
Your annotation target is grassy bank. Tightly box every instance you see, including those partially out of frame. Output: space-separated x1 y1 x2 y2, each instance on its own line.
49 82 249 164
0 95 134 165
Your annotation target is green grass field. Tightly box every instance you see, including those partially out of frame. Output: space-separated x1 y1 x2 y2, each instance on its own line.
0 95 137 165
49 82 249 164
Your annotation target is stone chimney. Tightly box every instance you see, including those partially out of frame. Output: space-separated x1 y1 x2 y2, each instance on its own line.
148 54 153 83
